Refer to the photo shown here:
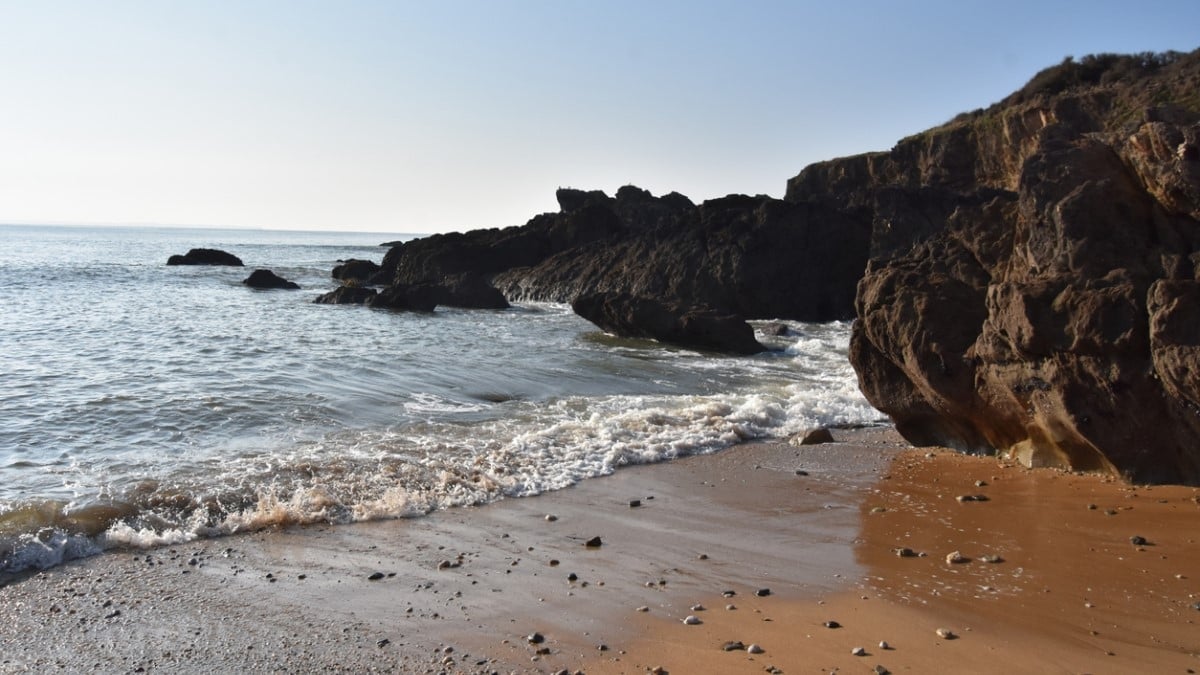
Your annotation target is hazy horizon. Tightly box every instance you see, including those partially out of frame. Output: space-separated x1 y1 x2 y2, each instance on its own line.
3 1 1198 234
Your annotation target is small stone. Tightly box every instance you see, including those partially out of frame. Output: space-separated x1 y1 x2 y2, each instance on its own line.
549 559 560 566
945 551 968 564
1087 503 1097 510
1191 601 1200 611
979 554 1004 564
878 641 890 650
955 495 975 503
1130 535 1148 546
874 666 891 675
722 590 736 598
975 480 988 487
629 499 642 508
682 615 702 625
870 506 887 513
636 606 649 613
376 638 389 648
725 604 736 610
894 547 918 558
691 604 705 611
545 514 558 521
935 627 957 640
747 644 765 654
650 667 667 675
722 641 745 652
851 646 866 656
367 572 385 581
697 553 709 560
597 644 609 651
584 536 602 548
527 632 545 644
795 469 810 476
824 620 841 629
755 588 771 597
567 573 578 582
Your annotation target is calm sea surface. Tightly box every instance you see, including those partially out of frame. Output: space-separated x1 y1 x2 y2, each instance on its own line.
0 224 882 572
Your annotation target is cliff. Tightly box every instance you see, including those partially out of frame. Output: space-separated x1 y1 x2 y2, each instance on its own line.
787 50 1200 483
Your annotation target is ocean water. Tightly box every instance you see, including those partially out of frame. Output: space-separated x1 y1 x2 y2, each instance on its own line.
0 224 882 573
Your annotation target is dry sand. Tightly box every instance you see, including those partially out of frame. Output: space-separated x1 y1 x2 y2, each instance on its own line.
1 428 1198 674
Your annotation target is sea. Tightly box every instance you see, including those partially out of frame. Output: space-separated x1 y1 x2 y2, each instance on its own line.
0 224 883 574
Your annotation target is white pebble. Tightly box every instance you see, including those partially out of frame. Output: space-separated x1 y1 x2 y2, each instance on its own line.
682 615 702 625
878 640 890 650
747 644 764 654
851 646 866 656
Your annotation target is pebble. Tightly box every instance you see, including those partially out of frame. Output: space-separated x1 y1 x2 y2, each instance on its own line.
975 480 988 487
1130 535 1148 546
527 632 545 645
722 641 745 651
567 573 578 582
682 615 702 625
755 588 771 597
824 621 841 629
878 641 890 650
725 604 736 610
747 644 765 654
545 514 558 522
795 469 809 476
376 638 389 648
874 666 891 675
979 554 1004 564
697 553 709 560
549 559 560 566
367 572 385 581
650 667 667 675
584 536 603 548
636 606 649 613
629 499 642 508
894 547 919 558
935 628 957 640
851 646 866 656
722 590 736 598
945 551 968 564
691 604 705 611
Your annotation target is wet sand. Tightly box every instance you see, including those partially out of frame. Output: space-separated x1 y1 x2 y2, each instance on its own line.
1 429 1198 674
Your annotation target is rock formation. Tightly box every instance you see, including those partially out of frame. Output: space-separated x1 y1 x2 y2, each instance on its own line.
331 259 383 286
572 292 765 354
167 248 244 266
785 50 1200 483
243 269 299 290
314 286 378 305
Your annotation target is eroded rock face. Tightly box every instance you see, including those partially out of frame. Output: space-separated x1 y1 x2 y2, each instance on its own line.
167 248 244 266
811 50 1200 483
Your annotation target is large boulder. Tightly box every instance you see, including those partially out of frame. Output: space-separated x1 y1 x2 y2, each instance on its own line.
167 248 243 266
242 269 299 289
572 292 765 355
808 49 1200 483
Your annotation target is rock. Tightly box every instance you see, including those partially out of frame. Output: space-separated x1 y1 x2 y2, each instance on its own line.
894 547 919 558
629 499 642 508
874 666 891 675
584 536 602 548
878 641 890 650
945 551 969 564
690 604 705 611
824 621 841 629
526 632 545 645
817 51 1200 484
760 322 790 336
747 644 765 654
367 572 384 581
166 248 243 266
567 573 578 582
544 514 558 522
572 291 765 355
851 647 867 656
936 628 957 640
796 428 835 445
242 269 299 290
404 272 510 309
682 615 702 625
754 588 772 597
313 286 378 305
721 641 745 652
1130 535 1149 546
367 284 438 312
979 554 1004 563
331 259 382 285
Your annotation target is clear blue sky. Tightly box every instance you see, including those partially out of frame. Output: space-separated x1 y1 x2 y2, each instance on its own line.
2 1 1197 234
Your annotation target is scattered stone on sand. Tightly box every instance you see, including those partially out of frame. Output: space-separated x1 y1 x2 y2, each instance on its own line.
956 494 990 503
527 632 545 645
824 620 841 629
945 551 969 564
697 553 709 560
1087 503 1098 510
725 604 736 610
367 572 385 581
567 573 578 582
795 469 810 476
375 638 389 648
975 480 988 487
636 606 649 613
894 547 920 558
755 588 772 597
936 628 958 640
874 666 892 675
722 641 745 652
851 646 867 656
870 506 887 513
1191 601 1200 611
1130 535 1148 546
682 615 702 625
878 640 890 650
722 590 736 598
747 644 765 654
549 559 560 566
797 427 835 445
650 667 667 675
585 536 603 548
979 554 1004 564
545 514 558 522
690 604 705 611
629 499 642 508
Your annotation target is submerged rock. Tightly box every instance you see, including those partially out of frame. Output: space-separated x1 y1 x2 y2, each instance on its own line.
242 269 299 290
313 286 378 305
572 292 765 355
167 248 243 266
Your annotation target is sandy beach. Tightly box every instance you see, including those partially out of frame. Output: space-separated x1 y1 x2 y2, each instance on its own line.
2 428 1198 674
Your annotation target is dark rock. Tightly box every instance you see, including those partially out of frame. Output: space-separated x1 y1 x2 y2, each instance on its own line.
760 322 791 336
754 588 771 597
584 536 602 548
721 641 745 652
407 272 510 309
797 428 835 445
167 248 243 266
242 269 299 290
314 286 378 305
796 48 1200 484
367 572 384 581
526 632 545 644
331 259 382 285
1130 535 1148 546
572 292 765 355
629 499 641 508
824 621 841 629
368 285 438 312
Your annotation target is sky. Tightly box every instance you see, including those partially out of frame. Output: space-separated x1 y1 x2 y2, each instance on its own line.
2 1 1198 234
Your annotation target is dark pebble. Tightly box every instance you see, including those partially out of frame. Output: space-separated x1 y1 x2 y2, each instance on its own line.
527 632 545 645
629 499 642 508
585 536 603 548
567 573 578 582
367 572 385 581
1130 535 1148 546
376 638 390 648
795 470 809 476
722 641 745 651
755 588 771 597
824 620 841 629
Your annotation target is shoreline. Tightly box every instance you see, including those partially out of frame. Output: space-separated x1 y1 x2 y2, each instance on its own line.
1 429 1198 673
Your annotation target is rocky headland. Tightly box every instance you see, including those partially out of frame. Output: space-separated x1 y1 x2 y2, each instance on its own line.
364 49 1200 483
